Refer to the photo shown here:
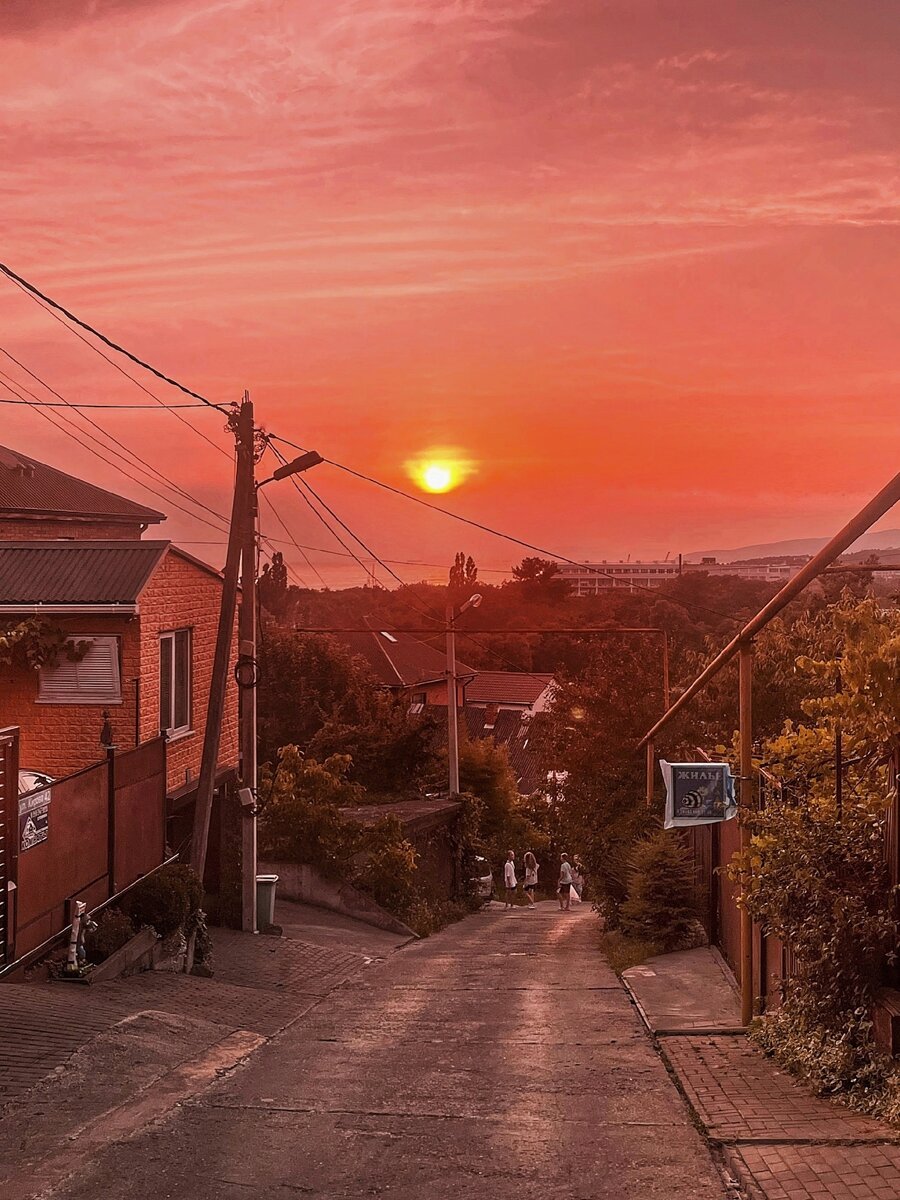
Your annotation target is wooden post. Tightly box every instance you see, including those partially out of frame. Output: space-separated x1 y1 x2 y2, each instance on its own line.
739 641 754 1026
240 456 259 932
646 739 655 807
446 602 460 795
191 396 255 881
106 746 117 897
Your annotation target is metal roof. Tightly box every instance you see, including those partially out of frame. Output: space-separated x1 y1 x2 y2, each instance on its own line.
0 541 169 605
333 618 475 688
0 445 165 524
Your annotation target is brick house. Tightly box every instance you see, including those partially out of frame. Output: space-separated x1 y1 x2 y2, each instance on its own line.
332 617 473 710
0 444 239 840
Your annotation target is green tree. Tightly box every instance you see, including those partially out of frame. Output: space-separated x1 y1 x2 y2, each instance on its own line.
620 829 699 950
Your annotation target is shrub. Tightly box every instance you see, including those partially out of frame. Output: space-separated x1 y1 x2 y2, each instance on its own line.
85 908 135 963
353 818 418 914
620 828 699 950
123 863 202 938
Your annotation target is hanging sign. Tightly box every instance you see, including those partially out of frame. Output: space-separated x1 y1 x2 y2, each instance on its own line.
19 788 51 850
660 761 736 829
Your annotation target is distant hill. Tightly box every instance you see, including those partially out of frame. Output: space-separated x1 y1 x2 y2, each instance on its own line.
686 530 900 563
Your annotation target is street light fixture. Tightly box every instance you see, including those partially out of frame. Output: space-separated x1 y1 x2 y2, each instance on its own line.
446 592 482 795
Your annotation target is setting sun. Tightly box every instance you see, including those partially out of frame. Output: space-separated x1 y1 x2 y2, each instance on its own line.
405 450 475 495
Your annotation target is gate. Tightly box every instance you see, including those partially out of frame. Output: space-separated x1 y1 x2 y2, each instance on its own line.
0 727 19 966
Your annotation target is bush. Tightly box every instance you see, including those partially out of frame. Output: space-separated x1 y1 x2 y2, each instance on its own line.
85 908 135 963
353 818 418 913
620 829 699 950
122 864 202 938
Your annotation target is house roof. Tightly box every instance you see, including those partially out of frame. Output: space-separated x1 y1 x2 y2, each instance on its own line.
0 541 169 605
465 671 554 706
0 445 165 526
464 707 549 795
334 619 475 688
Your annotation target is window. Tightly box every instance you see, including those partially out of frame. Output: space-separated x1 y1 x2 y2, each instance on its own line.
159 629 191 737
38 637 121 705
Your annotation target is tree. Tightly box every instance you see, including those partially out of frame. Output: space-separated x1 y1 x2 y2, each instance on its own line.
458 736 525 863
258 630 379 763
449 551 478 601
620 829 700 950
509 557 570 602
259 552 290 617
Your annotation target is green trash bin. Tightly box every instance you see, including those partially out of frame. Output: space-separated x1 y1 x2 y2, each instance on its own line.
256 874 279 931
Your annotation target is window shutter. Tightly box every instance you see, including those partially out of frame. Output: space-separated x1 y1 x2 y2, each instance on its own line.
38 637 122 705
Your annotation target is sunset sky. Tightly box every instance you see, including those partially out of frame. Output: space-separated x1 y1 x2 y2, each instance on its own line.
2 0 898 586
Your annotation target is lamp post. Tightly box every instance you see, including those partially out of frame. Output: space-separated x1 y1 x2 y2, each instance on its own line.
446 593 482 795
239 441 323 932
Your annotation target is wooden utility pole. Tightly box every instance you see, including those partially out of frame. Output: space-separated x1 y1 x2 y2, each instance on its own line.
446 601 460 795
240 437 259 932
739 640 754 1026
191 394 256 882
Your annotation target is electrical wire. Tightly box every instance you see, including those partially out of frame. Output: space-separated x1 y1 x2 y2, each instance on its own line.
0 371 232 535
3 274 232 459
0 396 210 410
0 348 232 533
258 489 328 589
0 260 227 412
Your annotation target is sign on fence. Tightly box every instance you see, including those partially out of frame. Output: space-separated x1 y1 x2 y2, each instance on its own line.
19 788 50 850
660 761 736 829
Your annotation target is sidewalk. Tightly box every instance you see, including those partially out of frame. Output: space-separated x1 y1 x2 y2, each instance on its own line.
623 948 900 1200
0 899 404 1106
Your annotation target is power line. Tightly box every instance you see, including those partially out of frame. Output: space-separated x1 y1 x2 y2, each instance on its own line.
267 433 735 623
0 260 227 411
0 348 232 533
0 372 232 535
4 273 232 460
258 489 328 589
0 395 210 410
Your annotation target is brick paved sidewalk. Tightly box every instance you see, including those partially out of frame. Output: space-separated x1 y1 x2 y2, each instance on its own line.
622 945 900 1199
0 921 372 1105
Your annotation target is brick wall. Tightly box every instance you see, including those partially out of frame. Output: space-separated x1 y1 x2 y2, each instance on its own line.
137 550 239 793
0 549 239 794
0 519 150 539
0 615 139 778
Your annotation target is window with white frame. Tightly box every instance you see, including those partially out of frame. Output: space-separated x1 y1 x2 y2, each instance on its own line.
38 636 122 705
159 629 191 737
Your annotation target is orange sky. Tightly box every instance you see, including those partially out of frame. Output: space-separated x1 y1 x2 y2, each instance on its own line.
1 1 898 586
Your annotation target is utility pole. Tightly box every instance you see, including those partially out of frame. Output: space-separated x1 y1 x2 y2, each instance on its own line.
240 427 260 933
446 592 482 795
191 394 256 883
446 601 460 795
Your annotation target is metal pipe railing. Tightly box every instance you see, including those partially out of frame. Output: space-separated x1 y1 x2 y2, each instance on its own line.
638 469 900 750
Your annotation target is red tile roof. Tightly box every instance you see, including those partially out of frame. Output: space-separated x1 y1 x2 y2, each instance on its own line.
0 445 164 525
465 671 554 706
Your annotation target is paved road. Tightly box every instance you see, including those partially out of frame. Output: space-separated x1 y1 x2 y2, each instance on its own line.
48 905 727 1199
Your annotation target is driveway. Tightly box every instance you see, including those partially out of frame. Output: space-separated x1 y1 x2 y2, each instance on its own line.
33 903 727 1199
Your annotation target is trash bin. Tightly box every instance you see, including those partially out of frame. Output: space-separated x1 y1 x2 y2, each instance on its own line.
256 874 279 931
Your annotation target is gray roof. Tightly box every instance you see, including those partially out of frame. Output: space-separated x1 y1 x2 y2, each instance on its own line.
0 445 165 525
0 541 169 604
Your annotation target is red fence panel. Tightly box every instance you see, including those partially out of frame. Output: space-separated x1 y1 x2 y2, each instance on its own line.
12 739 168 962
15 762 108 958
0 727 18 965
113 738 166 892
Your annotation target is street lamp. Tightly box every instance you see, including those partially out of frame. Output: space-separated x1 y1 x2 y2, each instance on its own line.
446 592 482 795
239 438 322 933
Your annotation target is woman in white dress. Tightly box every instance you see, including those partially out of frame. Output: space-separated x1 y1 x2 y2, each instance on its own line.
523 852 538 906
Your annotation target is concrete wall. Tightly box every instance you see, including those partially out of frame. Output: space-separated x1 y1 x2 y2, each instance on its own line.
262 860 415 937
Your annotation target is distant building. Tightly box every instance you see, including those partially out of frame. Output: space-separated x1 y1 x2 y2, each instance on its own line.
558 555 810 595
556 560 680 595
682 557 803 583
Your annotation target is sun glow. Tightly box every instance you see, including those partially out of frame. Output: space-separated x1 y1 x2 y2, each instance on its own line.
406 450 475 494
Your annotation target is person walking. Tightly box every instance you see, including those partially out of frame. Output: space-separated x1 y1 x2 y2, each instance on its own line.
503 850 518 909
558 853 574 911
523 851 539 907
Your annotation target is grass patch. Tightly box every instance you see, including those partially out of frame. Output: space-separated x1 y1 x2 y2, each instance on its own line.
598 929 660 975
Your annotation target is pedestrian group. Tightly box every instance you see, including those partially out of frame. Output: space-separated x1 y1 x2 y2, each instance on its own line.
502 850 583 910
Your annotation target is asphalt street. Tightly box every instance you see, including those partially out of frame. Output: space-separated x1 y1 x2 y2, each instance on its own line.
44 904 727 1199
